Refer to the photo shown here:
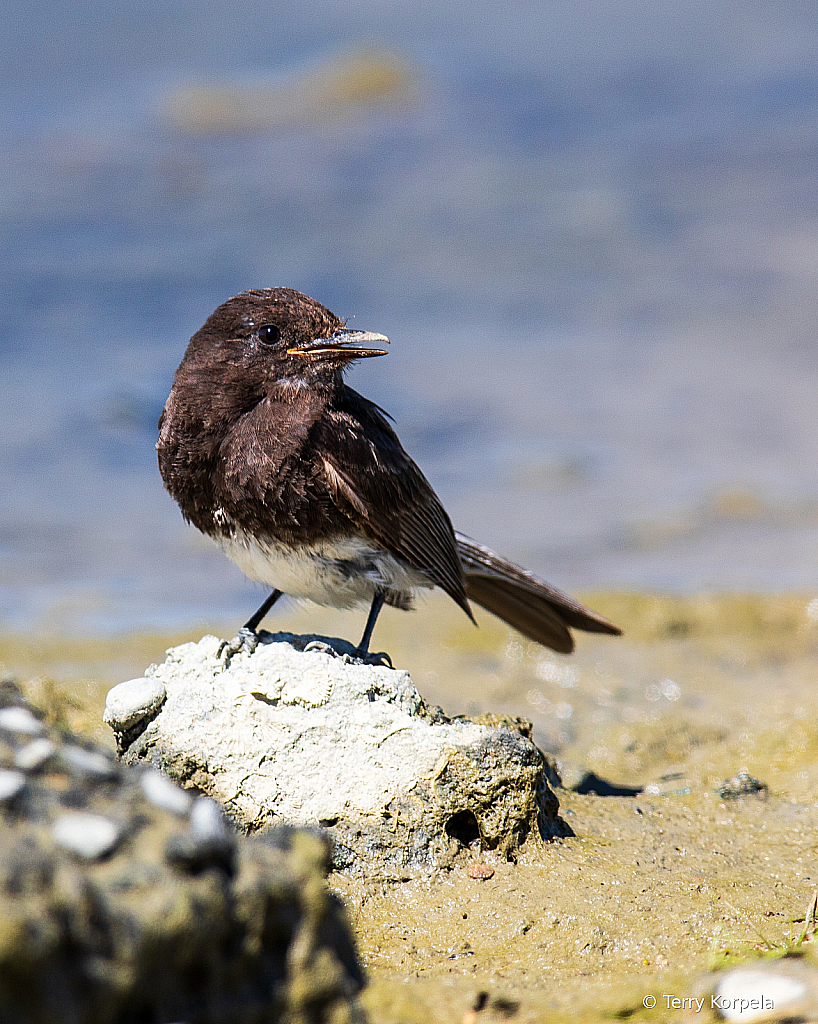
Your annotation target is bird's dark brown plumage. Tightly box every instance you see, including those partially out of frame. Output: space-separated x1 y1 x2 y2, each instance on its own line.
158 287 621 654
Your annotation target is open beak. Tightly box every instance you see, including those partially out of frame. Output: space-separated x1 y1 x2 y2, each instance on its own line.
287 327 389 360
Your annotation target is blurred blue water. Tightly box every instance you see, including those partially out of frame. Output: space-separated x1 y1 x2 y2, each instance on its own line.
4 0 818 633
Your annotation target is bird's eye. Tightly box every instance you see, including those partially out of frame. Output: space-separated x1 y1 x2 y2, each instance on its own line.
258 324 281 346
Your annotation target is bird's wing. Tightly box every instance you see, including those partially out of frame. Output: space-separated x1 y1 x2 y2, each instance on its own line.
317 387 472 616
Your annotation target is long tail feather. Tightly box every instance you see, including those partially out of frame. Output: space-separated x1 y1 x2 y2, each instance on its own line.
456 532 621 653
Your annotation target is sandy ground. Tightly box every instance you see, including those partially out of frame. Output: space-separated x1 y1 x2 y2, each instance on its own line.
3 590 818 1021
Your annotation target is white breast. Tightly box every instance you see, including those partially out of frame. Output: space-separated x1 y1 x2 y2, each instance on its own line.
217 530 433 608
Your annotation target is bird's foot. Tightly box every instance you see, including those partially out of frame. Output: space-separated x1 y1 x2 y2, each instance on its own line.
350 648 393 668
303 639 392 668
303 640 341 657
218 627 259 668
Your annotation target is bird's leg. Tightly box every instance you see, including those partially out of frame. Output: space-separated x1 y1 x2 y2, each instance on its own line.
244 590 284 633
352 590 392 666
357 590 385 653
218 589 283 665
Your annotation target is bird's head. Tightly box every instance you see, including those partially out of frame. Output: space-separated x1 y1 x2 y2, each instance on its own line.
181 288 388 399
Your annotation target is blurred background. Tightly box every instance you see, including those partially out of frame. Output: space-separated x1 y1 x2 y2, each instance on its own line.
4 0 818 636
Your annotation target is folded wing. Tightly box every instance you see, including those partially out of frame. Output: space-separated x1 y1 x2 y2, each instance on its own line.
318 387 471 616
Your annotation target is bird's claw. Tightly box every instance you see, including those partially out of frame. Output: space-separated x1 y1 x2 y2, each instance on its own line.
218 627 259 668
351 649 393 668
303 640 339 656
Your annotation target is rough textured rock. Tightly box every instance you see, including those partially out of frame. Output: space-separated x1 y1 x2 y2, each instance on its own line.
109 633 568 876
0 678 365 1024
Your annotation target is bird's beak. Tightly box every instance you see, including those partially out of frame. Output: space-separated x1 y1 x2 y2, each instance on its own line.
287 327 389 360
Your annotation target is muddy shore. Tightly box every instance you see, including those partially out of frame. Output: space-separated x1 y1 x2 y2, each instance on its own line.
3 590 818 1022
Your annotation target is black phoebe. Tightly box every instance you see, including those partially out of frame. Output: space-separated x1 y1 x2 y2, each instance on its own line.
158 288 621 658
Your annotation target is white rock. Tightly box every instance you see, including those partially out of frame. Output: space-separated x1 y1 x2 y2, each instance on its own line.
0 706 45 736
52 813 121 860
281 664 334 707
104 675 166 731
14 738 56 771
118 635 495 823
190 796 230 840
112 633 558 873
715 966 809 1021
0 770 26 802
140 769 193 816
60 745 118 778
232 643 335 707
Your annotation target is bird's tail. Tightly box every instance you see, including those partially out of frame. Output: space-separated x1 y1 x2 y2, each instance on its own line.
455 532 621 654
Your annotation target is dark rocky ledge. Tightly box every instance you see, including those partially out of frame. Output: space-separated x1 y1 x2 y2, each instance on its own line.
0 677 365 1024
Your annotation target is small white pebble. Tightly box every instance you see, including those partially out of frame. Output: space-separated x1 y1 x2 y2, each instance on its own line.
0 706 45 736
52 813 121 860
103 676 166 731
715 967 807 1021
140 770 193 816
190 796 230 840
0 770 26 802
60 745 117 778
14 738 56 771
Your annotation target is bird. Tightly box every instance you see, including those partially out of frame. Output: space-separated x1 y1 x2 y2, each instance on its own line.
157 288 621 660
